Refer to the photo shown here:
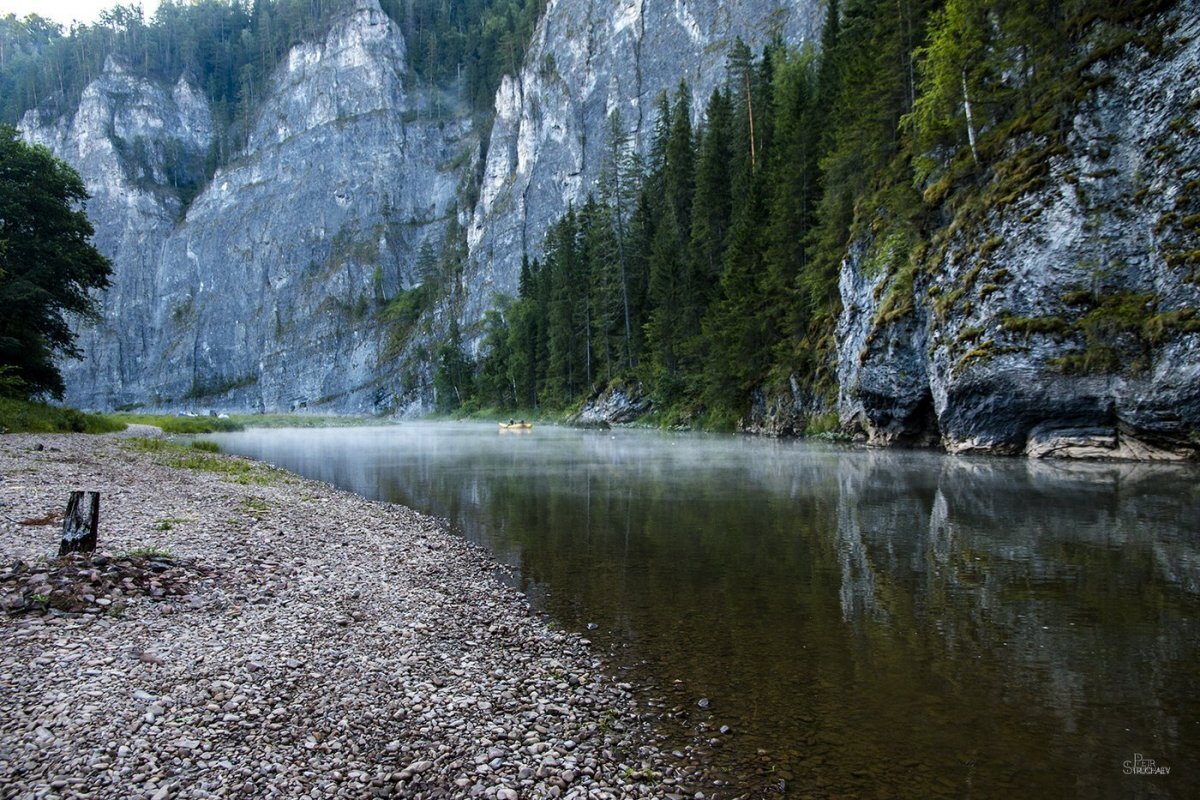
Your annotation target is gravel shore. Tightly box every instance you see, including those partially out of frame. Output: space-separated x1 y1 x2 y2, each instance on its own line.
0 431 689 799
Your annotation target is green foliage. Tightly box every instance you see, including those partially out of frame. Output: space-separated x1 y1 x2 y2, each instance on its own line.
124 436 276 484
110 414 244 433
0 126 113 399
998 289 1198 377
804 411 842 436
1047 291 1161 375
0 396 126 433
122 545 175 559
382 0 547 110
381 284 433 358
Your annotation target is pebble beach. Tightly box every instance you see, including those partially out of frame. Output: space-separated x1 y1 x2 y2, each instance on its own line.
0 430 689 799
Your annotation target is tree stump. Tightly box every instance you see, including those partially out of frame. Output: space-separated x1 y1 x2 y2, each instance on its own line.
59 491 100 556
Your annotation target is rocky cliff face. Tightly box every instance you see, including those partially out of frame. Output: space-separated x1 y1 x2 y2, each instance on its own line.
21 57 214 410
24 0 821 414
462 0 823 323
19 0 1196 459
22 0 471 413
832 11 1200 459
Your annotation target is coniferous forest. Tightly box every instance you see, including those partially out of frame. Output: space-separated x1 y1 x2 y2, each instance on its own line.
2 0 1189 425
434 0 1181 426
1 0 545 136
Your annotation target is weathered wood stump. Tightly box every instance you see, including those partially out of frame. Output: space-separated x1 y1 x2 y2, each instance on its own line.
59 491 100 556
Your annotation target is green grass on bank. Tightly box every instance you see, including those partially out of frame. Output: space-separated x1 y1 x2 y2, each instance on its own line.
231 413 392 429
123 437 279 485
110 413 245 433
109 412 393 433
426 406 561 425
0 397 127 434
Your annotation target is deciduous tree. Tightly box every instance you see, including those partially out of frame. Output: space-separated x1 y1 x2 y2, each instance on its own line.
0 125 111 399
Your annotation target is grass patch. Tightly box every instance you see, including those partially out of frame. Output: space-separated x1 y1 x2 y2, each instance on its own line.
230 414 388 428
110 414 244 434
123 438 277 485
112 412 389 432
0 398 127 434
190 440 221 453
155 517 188 531
427 406 558 424
239 496 269 514
804 411 841 436
694 406 740 433
122 545 175 559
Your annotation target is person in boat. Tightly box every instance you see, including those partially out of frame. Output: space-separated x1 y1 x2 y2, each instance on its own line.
508 418 515 426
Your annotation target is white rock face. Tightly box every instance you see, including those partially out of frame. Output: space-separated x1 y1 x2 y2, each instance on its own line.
462 0 824 323
22 0 471 412
21 59 215 406
19 0 823 413
832 11 1200 457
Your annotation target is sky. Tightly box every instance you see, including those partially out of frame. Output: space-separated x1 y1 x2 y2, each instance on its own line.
1 0 162 28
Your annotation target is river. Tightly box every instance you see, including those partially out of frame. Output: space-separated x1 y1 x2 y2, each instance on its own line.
206 422 1199 798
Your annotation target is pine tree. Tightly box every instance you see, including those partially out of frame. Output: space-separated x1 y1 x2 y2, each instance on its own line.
644 83 701 403
908 0 992 169
689 88 734 300
544 207 586 404
598 110 643 369
762 48 821 325
433 318 473 412
476 306 514 407
579 195 623 385
726 38 758 172
506 256 544 409
703 151 770 415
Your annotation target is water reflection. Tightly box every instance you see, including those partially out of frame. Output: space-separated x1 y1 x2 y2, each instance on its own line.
209 423 1200 798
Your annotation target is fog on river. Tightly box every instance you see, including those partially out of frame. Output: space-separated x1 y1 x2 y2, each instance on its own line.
207 423 1200 798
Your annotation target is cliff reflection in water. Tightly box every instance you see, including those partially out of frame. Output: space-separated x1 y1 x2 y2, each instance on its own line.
210 424 1199 798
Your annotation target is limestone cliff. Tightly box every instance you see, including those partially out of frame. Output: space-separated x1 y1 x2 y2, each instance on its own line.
22 0 821 415
462 0 823 323
831 10 1200 459
22 0 471 413
16 0 1198 460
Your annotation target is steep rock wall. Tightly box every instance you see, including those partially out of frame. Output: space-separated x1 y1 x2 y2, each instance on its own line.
21 58 214 409
462 0 823 324
22 0 470 413
836 11 1200 459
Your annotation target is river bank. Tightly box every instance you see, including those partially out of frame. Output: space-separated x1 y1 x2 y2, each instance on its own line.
0 431 692 799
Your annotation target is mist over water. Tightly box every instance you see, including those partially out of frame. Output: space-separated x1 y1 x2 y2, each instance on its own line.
209 422 1200 798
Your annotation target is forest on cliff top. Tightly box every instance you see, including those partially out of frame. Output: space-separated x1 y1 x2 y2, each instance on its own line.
422 0 1196 428
2 0 1196 427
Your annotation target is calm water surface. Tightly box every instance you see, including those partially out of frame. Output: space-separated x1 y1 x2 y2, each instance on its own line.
209 422 1200 798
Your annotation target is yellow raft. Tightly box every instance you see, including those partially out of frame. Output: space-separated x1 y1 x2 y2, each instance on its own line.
498 421 533 430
